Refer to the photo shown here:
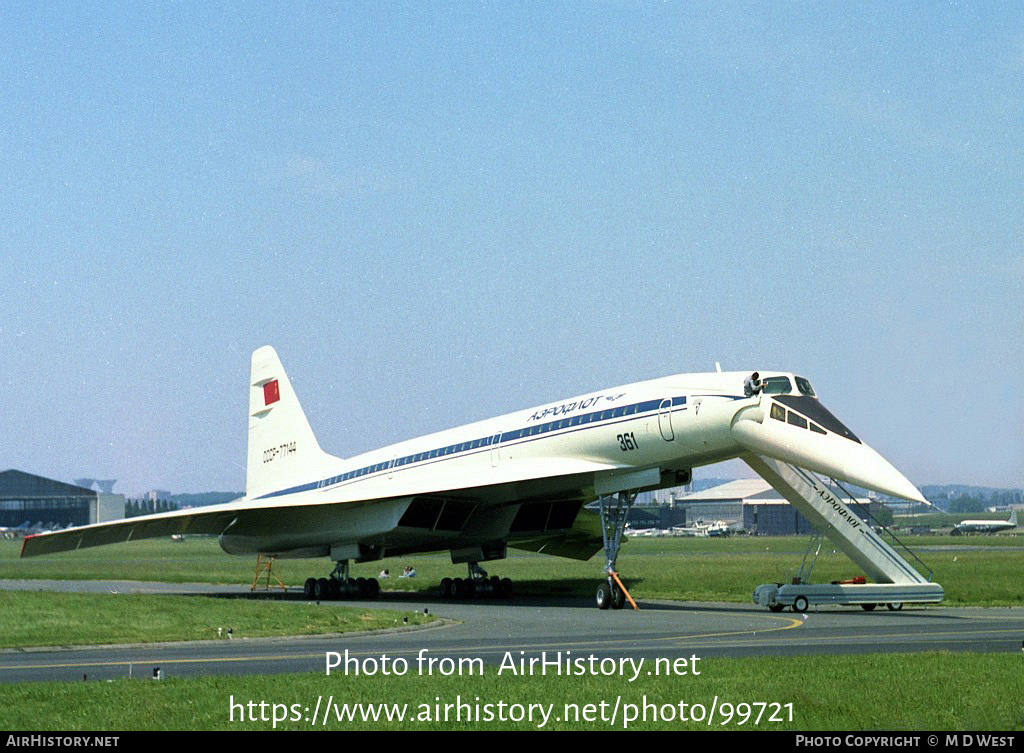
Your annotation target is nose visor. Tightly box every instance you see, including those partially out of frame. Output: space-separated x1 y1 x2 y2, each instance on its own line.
731 396 927 504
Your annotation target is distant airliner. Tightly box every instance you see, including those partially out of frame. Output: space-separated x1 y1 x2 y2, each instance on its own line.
950 510 1018 536
22 347 928 609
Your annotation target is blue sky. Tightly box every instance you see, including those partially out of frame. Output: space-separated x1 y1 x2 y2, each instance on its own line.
1 3 1021 494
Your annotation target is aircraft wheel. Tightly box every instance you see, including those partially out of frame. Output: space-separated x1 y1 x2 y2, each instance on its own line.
366 578 380 599
887 602 903 611
768 603 786 613
440 577 453 598
451 578 465 598
356 577 369 598
861 603 877 611
792 595 809 613
611 585 626 610
314 578 331 601
500 577 513 599
303 577 317 600
596 581 612 610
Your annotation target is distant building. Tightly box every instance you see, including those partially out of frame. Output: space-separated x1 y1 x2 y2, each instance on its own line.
0 469 125 529
625 505 688 529
675 478 880 535
73 478 118 494
676 479 770 528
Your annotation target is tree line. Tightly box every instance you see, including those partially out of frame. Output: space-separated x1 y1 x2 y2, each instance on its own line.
124 499 180 517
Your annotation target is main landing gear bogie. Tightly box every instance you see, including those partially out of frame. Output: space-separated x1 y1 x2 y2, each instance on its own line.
439 563 513 600
303 561 381 601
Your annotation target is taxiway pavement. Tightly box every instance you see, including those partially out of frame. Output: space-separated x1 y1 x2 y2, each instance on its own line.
1 580 1021 683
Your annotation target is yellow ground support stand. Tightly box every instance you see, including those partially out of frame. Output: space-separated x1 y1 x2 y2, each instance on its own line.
251 554 287 592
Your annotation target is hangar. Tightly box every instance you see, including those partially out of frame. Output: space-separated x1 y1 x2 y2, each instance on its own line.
0 469 124 530
673 479 880 535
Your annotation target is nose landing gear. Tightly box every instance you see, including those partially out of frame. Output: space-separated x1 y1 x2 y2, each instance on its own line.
596 570 636 610
596 491 640 611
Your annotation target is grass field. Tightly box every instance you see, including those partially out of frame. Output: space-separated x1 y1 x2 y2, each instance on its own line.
0 591 430 648
3 534 1022 606
1 653 1021 730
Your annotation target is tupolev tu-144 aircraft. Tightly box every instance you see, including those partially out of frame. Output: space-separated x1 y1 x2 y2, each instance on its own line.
22 346 929 609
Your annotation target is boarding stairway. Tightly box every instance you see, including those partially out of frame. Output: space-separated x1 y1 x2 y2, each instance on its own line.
745 454 943 609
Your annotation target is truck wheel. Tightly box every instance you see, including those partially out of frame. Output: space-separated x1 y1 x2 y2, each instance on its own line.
861 603 877 611
886 602 903 611
768 603 785 612
792 595 808 613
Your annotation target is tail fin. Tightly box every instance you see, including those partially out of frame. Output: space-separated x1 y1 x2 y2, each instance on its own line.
1011 510 1018 527
246 346 338 497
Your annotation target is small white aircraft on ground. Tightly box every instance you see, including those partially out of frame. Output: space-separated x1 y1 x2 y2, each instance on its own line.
672 520 732 537
22 347 928 609
950 510 1018 536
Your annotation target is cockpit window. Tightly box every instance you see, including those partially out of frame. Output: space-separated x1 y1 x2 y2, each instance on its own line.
761 376 792 395
787 412 808 429
795 377 816 398
774 394 861 443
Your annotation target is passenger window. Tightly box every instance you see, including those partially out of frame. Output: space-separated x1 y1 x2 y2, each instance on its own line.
770 404 786 422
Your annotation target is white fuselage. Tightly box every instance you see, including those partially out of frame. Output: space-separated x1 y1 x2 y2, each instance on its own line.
952 520 1016 534
222 369 922 558
246 371 748 508
21 355 928 566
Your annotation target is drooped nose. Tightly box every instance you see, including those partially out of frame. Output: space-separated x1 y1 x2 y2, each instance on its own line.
730 396 927 504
